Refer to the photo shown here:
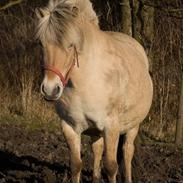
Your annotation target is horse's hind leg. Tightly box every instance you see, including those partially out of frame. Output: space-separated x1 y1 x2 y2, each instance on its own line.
123 125 139 183
104 127 120 183
61 121 82 183
92 137 104 183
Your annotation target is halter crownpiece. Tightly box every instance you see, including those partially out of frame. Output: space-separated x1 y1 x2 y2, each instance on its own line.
42 46 79 87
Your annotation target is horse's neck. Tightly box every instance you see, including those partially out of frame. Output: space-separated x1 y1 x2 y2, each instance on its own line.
70 23 105 88
82 22 104 56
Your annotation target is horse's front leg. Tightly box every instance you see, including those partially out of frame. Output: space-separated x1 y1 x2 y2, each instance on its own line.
61 121 82 183
104 125 120 183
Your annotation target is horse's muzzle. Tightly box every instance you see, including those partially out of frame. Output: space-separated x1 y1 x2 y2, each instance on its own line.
41 83 62 101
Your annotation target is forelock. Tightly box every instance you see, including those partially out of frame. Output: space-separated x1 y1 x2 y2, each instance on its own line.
35 0 78 48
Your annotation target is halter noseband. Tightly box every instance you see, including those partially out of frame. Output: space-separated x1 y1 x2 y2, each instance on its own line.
42 47 79 87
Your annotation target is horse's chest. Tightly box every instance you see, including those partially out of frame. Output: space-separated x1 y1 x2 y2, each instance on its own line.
56 95 106 133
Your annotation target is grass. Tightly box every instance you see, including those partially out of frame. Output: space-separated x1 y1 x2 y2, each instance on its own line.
0 114 61 134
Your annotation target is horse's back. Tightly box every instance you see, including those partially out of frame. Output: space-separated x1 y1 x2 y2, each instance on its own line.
105 31 149 70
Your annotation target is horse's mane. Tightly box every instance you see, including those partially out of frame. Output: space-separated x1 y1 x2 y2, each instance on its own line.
35 0 98 48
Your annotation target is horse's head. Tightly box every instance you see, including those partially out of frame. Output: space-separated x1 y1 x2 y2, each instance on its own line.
35 0 82 100
40 42 78 101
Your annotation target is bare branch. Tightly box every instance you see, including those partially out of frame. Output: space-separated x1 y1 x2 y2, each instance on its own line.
167 8 183 12
139 0 183 12
0 0 23 11
137 0 183 19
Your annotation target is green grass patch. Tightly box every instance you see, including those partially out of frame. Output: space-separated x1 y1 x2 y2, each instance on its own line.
0 115 61 133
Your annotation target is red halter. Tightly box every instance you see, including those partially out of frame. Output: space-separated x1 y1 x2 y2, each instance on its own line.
42 47 79 87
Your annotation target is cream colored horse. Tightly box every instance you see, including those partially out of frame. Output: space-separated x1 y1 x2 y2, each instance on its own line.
35 0 153 182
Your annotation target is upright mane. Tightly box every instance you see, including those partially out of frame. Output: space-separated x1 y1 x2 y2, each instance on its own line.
35 0 99 48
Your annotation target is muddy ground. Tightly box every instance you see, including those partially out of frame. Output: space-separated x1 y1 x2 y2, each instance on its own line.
0 123 182 183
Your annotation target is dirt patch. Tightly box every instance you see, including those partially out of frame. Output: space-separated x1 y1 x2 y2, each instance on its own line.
133 144 183 183
0 123 182 183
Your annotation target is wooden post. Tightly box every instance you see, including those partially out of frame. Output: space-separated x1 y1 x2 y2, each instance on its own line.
175 73 183 145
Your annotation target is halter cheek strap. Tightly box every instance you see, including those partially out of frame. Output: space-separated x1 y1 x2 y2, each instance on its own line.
42 47 79 87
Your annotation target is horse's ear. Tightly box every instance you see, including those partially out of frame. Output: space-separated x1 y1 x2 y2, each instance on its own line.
35 8 49 19
72 6 79 17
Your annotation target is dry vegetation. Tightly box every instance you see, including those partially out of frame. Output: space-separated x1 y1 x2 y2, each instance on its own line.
0 1 59 123
0 0 182 142
141 5 183 142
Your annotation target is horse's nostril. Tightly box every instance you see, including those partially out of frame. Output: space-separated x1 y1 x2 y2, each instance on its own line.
57 86 60 93
52 85 61 96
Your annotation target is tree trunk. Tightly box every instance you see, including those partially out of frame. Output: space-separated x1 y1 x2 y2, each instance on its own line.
121 0 132 36
175 73 183 145
130 0 141 41
141 3 154 72
141 3 154 52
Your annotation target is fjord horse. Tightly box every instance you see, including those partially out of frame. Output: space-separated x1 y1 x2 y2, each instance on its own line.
35 0 153 182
